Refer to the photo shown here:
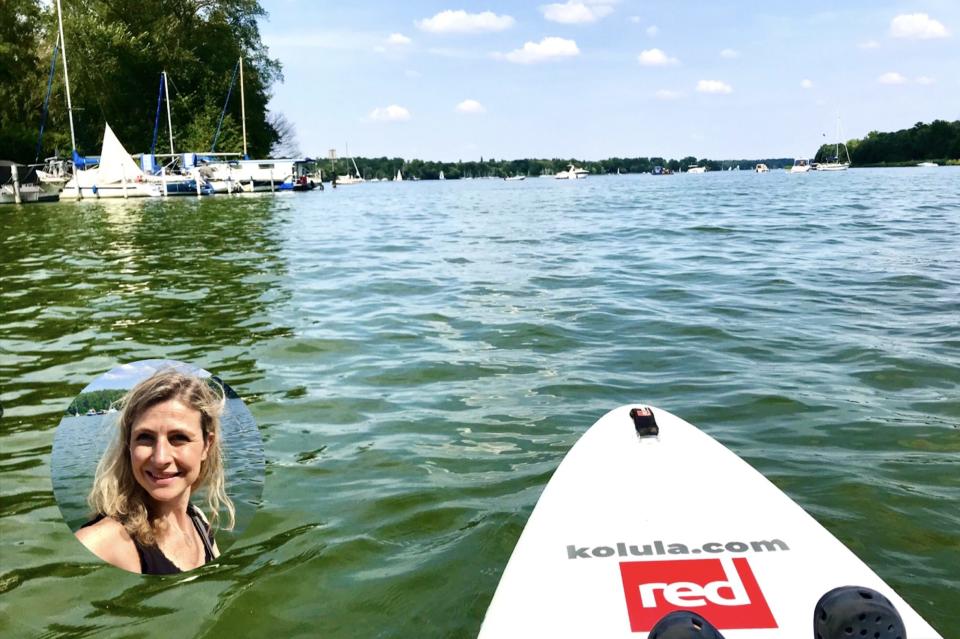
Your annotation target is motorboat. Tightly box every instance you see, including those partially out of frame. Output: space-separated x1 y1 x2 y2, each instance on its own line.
755 163 769 173
686 165 707 173
199 157 297 192
917 162 938 167
790 159 811 173
554 164 587 179
1 161 61 204
504 174 526 181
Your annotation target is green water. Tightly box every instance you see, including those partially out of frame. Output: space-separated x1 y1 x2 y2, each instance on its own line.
1 169 958 637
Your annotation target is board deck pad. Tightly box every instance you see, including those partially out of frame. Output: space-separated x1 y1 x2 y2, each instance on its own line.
480 406 942 638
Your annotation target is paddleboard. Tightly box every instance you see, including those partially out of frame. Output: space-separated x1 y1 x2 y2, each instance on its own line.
480 406 942 638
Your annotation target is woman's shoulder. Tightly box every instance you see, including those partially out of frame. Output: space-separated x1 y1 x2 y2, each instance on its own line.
75 516 141 573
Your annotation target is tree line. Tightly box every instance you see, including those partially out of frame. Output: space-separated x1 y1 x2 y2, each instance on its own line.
1 0 284 164
322 156 799 181
65 389 126 415
815 120 959 166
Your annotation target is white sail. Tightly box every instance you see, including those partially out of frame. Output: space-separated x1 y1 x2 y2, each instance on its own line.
64 123 158 197
97 122 145 184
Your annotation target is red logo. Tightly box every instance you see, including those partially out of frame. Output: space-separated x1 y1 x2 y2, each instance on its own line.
619 557 777 632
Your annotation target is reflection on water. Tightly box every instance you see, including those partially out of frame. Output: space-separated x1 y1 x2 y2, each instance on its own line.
1 172 958 637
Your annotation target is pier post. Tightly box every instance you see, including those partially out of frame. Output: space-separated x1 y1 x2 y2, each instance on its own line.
12 165 22 204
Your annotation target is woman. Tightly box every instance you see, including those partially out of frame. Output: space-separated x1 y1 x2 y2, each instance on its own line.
75 370 235 574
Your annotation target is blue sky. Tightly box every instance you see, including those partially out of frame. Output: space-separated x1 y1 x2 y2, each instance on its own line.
83 360 209 392
260 1 958 161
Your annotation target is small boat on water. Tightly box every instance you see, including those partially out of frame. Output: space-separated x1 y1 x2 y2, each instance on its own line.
815 114 851 171
1 161 61 204
199 157 298 192
686 165 707 174
62 123 162 198
504 174 526 181
755 163 769 173
790 158 811 173
555 164 587 179
394 169 403 182
917 162 938 167
336 144 365 185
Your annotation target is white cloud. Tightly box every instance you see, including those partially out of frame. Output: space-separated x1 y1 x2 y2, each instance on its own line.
878 71 907 85
800 79 814 89
646 25 659 37
697 79 733 94
858 40 880 49
417 10 515 34
877 71 908 85
501 37 580 64
628 15 641 24
456 99 486 114
916 76 936 85
387 33 411 45
890 13 950 39
638 48 678 66
369 105 412 121
541 1 615 24
655 89 682 100
720 48 740 59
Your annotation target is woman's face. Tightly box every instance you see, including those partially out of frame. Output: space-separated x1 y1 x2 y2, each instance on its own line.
129 398 211 504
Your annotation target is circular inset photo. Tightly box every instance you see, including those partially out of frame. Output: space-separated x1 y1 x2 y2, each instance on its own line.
51 359 264 575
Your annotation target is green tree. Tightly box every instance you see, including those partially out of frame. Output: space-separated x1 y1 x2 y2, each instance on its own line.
27 0 282 160
0 0 47 162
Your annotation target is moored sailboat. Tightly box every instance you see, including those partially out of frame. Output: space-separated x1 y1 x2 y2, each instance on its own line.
816 114 851 171
62 123 161 198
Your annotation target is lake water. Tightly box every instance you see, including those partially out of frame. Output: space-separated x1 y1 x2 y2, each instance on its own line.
1 168 958 637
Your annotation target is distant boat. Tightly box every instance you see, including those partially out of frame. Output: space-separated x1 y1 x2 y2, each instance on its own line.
815 114 851 171
394 169 403 182
555 164 587 179
790 158 811 173
755 163 769 173
439 170 445 180
686 165 707 174
337 144 365 185
505 174 526 181
917 162 938 167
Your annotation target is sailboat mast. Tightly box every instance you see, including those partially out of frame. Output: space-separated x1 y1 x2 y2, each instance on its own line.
835 113 840 161
239 57 248 158
164 71 175 155
55 0 77 153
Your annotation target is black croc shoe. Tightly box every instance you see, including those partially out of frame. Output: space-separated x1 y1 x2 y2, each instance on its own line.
649 611 726 639
814 586 907 639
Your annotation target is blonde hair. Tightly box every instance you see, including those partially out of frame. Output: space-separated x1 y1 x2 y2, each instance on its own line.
88 369 235 545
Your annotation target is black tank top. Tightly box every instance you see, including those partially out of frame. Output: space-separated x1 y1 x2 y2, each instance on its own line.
81 504 215 575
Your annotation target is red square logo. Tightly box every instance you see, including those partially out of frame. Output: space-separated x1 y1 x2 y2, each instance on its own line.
619 557 777 632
